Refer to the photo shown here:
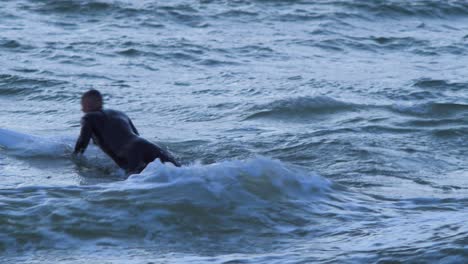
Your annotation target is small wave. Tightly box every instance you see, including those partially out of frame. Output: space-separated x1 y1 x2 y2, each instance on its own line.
296 38 360 52
245 96 358 120
116 48 198 62
0 39 34 51
391 91 441 101
391 102 468 118
359 125 419 134
298 33 468 55
400 118 463 128
198 58 239 66
277 10 363 22
116 48 143 57
137 3 206 27
164 11 206 28
111 40 211 63
432 127 468 138
215 10 259 18
296 35 433 54
0 74 66 96
369 36 430 50
158 4 198 13
337 0 468 18
26 0 113 15
412 78 468 91
393 197 468 211
230 45 276 58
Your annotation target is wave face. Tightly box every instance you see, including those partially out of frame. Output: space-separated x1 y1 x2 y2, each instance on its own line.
1 0 468 263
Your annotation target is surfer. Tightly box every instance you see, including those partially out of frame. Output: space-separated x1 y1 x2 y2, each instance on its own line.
73 89 180 174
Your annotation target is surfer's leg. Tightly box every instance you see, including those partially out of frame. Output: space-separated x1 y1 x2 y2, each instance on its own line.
124 141 146 174
141 140 180 167
125 139 180 174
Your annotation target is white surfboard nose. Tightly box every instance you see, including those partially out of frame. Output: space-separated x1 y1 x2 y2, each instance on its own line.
0 128 38 149
0 128 72 157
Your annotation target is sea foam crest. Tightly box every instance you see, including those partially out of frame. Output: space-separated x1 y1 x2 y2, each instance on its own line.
126 157 331 202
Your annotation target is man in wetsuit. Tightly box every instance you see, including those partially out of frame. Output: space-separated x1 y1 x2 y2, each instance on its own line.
73 89 180 174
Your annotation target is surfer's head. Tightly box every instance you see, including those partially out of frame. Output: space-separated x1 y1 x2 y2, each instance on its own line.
81 89 103 113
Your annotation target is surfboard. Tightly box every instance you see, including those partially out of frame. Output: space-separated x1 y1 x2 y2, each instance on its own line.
0 128 42 148
0 128 72 157
0 127 118 173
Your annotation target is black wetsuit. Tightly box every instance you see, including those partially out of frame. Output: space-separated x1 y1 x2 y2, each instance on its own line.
74 109 180 174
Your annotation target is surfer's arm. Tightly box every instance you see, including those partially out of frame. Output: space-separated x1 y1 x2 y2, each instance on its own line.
73 117 93 154
129 119 139 136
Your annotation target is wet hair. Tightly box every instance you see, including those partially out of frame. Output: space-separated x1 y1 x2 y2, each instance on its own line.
82 89 103 104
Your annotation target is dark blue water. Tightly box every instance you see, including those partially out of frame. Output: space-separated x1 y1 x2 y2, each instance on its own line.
1 1 468 263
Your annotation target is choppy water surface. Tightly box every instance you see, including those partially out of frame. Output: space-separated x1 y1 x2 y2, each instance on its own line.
1 0 468 263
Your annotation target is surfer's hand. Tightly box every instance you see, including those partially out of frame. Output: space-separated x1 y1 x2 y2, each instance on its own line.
71 151 81 160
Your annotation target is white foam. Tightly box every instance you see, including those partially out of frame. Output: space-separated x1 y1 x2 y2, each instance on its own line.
124 157 331 202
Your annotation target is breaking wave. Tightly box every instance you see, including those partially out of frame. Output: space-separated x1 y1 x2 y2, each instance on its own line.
0 157 332 252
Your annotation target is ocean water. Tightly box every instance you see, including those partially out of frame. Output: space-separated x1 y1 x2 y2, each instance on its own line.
1 0 468 263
